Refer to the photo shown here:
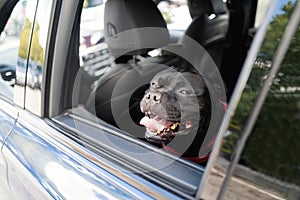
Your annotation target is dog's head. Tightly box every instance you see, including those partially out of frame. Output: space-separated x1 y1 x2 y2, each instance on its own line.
140 68 210 144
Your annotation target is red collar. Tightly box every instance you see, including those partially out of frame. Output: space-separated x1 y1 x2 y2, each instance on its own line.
161 101 228 164
162 143 210 163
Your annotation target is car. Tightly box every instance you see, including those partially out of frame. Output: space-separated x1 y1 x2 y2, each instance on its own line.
0 0 299 199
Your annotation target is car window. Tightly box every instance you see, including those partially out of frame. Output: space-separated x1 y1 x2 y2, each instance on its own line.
76 0 227 163
79 1 108 90
0 0 27 101
202 1 300 199
53 0 297 198
51 0 228 197
227 1 300 197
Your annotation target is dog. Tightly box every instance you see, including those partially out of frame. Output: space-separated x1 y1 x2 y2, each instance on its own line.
140 68 211 158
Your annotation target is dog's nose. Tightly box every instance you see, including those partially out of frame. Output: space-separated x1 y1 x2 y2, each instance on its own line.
145 91 161 103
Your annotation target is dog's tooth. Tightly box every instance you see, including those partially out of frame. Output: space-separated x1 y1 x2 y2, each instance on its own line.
185 123 192 129
171 124 176 130
156 130 161 135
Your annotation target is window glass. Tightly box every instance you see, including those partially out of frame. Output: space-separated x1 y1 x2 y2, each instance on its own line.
57 1 219 196
78 1 110 105
219 1 300 199
240 0 300 191
69 0 228 180
0 0 27 101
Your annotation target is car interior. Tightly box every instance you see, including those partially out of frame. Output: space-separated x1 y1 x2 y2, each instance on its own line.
71 0 258 163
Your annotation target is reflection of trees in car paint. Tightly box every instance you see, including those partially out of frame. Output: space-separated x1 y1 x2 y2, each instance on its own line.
16 58 42 89
17 18 44 89
28 61 42 89
18 18 44 64
30 22 44 65
16 58 26 86
18 18 31 60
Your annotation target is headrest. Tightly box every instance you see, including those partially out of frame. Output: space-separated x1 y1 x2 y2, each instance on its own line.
188 0 227 18
104 0 169 56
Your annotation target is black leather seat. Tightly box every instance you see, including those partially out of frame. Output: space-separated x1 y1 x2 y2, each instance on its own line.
86 0 170 136
183 0 229 68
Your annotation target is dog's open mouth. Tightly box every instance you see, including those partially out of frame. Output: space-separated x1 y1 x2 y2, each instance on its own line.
140 111 192 143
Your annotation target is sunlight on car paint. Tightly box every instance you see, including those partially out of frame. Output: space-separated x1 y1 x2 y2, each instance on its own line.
45 162 120 200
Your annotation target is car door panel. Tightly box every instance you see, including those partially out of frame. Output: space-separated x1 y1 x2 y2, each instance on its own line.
0 99 18 200
2 110 155 199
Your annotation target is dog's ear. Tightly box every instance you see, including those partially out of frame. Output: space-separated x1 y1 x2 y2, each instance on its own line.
187 66 198 74
178 59 199 74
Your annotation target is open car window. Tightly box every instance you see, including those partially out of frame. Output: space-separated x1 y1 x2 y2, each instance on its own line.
52 0 228 197
74 0 227 165
49 0 300 199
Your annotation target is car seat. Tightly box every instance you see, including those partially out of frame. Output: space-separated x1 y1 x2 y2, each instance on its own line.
184 0 229 68
85 0 170 137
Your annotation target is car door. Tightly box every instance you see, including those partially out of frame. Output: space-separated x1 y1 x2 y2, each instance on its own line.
2 0 298 199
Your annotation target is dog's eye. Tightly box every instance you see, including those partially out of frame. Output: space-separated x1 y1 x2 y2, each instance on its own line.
179 90 189 95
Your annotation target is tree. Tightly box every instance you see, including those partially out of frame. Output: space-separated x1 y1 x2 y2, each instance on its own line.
223 1 300 185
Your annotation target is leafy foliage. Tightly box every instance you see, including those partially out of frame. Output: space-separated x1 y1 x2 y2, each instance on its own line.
222 1 300 185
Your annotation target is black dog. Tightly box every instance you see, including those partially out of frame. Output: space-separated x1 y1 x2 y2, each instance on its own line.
140 68 211 158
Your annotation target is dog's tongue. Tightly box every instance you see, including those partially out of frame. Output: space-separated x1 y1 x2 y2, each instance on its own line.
140 116 173 132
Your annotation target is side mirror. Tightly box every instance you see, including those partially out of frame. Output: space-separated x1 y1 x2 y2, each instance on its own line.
0 65 16 86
